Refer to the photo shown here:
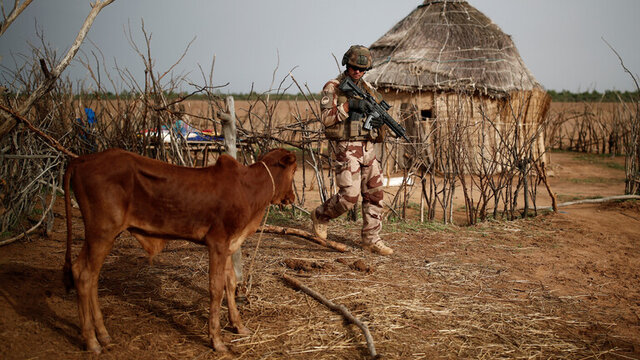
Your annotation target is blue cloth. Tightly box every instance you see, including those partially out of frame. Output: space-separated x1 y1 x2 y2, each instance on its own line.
75 108 97 151
84 108 96 127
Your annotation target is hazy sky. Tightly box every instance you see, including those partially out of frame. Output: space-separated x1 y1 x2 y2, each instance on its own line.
1 0 638 94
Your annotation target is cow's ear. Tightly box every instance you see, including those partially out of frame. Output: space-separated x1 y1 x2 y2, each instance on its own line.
279 153 296 167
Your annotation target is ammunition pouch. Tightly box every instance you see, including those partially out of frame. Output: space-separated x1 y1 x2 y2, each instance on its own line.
324 121 348 140
325 113 379 142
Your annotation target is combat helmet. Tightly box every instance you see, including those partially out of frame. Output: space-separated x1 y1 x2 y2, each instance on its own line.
342 45 372 70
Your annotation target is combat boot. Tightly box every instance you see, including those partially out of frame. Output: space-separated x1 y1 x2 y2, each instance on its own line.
310 210 327 240
363 240 393 255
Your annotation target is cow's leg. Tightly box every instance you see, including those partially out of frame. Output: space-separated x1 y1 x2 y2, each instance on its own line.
224 256 250 335
72 244 100 353
208 246 228 352
88 239 114 347
72 235 114 354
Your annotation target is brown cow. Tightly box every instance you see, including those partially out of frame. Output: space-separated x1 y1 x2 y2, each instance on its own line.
63 148 296 353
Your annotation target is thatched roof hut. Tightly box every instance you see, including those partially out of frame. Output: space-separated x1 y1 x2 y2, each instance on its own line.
367 0 541 96
365 0 550 172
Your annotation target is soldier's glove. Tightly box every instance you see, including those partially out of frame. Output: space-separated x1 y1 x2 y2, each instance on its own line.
348 98 372 114
369 115 384 129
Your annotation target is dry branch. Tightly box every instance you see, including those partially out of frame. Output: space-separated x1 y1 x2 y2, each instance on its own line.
282 274 378 359
538 195 640 211
259 224 348 252
534 161 557 212
0 104 77 158
0 0 34 37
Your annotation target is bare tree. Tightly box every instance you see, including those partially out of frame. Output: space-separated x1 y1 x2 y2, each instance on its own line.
0 0 115 138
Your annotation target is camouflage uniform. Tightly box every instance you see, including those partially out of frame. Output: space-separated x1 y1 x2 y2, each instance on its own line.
313 72 385 245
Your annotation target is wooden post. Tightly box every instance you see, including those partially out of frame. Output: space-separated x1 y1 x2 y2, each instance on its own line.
420 184 425 223
221 96 237 159
219 96 243 284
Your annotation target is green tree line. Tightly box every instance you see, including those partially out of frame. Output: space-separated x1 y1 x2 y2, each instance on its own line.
74 91 317 101
547 89 639 102
62 89 639 102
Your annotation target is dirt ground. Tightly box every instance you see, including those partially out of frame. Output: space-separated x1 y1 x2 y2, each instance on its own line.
0 151 639 359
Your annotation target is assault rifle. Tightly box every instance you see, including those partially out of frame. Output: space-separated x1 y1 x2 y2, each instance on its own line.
338 77 410 143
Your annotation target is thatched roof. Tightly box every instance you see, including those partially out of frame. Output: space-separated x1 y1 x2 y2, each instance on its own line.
365 0 542 98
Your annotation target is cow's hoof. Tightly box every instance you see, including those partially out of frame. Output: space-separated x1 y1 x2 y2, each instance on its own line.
212 339 229 352
86 339 102 354
236 325 251 336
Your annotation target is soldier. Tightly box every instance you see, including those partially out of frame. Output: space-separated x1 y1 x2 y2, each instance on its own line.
310 45 393 256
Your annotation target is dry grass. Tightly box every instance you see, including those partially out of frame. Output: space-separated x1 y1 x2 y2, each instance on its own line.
49 209 631 359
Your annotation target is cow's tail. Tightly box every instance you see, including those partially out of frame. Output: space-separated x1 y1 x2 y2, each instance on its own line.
63 161 75 292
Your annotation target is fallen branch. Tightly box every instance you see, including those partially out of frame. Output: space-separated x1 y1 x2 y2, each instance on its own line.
0 104 78 158
259 224 348 252
282 274 378 359
539 195 640 211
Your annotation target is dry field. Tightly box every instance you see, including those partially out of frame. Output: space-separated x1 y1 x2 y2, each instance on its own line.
0 148 639 359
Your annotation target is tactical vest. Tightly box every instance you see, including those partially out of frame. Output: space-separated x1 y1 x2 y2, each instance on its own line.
324 74 384 142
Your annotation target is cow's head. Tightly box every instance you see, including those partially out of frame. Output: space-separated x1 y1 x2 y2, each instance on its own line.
260 149 297 205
